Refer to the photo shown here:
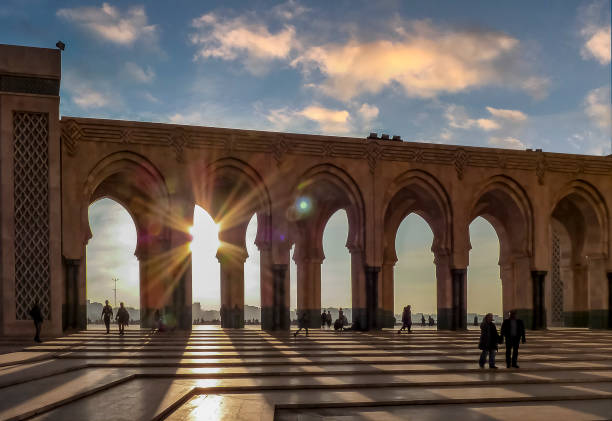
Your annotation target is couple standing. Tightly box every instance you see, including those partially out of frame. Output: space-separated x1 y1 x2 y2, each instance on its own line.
479 310 526 369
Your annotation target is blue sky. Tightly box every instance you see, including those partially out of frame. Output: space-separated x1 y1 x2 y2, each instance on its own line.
3 1 609 315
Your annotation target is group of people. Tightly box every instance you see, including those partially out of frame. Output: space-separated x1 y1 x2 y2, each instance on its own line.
101 300 131 335
479 310 526 368
295 308 350 336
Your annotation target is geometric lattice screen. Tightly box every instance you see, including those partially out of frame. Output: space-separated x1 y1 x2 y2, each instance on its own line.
551 231 563 325
13 112 50 320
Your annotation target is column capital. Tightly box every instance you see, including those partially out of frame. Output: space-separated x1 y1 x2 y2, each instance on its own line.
216 246 248 264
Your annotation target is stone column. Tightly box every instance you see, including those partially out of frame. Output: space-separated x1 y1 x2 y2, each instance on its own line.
511 255 532 327
587 256 608 329
261 245 290 331
499 263 514 317
350 248 367 329
607 273 612 330
294 252 322 329
218 246 248 329
434 251 453 330
380 261 396 328
364 266 381 330
531 271 547 330
451 269 467 330
136 242 167 329
62 257 84 330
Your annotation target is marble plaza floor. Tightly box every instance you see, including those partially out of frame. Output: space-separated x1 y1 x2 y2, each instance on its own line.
0 326 611 420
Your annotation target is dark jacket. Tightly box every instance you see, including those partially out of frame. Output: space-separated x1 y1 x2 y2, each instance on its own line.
29 304 43 323
402 309 412 325
500 318 526 343
297 311 309 328
116 307 129 324
478 321 501 350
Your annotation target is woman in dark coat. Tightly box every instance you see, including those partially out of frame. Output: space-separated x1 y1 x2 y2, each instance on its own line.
115 302 130 335
478 313 501 368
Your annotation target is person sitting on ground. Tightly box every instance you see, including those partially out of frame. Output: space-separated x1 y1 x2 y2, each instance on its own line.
500 310 526 368
115 302 130 335
326 310 332 328
101 300 113 334
478 313 501 369
398 305 412 334
294 310 309 336
29 300 43 343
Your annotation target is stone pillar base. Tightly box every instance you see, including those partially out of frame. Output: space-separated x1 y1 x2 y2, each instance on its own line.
380 309 395 328
437 308 453 330
588 310 609 329
563 311 589 327
221 307 244 328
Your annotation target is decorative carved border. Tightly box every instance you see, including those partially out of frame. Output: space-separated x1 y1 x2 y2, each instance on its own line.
60 118 612 177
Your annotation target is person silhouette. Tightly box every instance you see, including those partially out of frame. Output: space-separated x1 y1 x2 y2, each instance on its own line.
421 314 426 327
115 302 129 335
326 310 332 328
398 305 412 334
500 310 526 368
294 310 309 336
29 300 43 343
478 313 501 369
101 300 113 334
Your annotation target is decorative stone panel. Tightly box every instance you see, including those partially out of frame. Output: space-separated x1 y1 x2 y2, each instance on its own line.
13 112 50 320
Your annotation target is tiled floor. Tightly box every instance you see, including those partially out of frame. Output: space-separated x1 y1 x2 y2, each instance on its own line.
0 326 611 420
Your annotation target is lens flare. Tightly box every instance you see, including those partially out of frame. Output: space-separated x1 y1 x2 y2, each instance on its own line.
295 196 312 216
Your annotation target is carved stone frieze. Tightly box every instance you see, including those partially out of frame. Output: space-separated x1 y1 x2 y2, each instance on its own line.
366 142 382 174
535 152 546 185
169 127 187 163
454 148 468 180
273 136 289 167
61 119 83 157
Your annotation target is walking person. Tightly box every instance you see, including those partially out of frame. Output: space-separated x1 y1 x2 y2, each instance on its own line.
478 313 501 369
321 310 327 328
115 302 130 335
29 300 43 343
294 310 309 336
397 305 412 334
326 310 332 329
500 310 526 368
101 300 113 334
421 314 426 327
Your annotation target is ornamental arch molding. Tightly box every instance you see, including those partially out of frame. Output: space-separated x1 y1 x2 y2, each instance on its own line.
382 169 453 263
288 163 366 256
81 151 170 259
468 175 534 263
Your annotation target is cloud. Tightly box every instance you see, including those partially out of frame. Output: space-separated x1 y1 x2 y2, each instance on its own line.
521 76 551 100
488 136 525 149
357 103 379 122
272 0 309 20
584 85 612 131
63 75 113 109
298 105 350 133
57 3 157 46
143 92 160 103
582 25 611 64
578 1 611 65
190 13 297 74
292 20 542 101
476 119 500 131
485 106 527 121
262 102 379 135
124 62 155 83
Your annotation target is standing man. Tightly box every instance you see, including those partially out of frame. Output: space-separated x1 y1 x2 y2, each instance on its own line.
473 315 479 327
115 302 130 335
500 310 526 368
29 300 43 343
101 300 113 334
421 314 426 327
326 310 332 329
478 313 501 369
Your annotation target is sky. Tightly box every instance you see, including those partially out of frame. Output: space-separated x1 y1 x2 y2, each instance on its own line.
3 1 609 315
